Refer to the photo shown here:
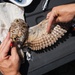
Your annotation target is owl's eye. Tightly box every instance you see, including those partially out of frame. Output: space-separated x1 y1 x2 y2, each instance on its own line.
14 37 17 41
16 19 19 22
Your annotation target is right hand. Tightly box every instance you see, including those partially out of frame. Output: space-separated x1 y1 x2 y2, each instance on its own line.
47 3 75 33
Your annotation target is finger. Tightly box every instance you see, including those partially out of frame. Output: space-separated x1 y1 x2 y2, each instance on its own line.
2 39 12 56
11 47 20 62
46 12 51 19
11 47 19 58
3 55 10 60
0 32 10 49
47 12 55 33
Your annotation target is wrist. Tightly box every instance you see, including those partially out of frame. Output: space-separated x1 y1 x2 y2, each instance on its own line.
71 4 75 17
16 72 21 75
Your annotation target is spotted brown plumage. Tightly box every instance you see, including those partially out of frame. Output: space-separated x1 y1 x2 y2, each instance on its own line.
0 3 69 61
9 19 28 45
0 3 68 51
9 19 67 51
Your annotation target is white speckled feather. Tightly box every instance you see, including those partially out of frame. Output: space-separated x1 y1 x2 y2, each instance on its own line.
26 19 67 50
0 3 67 51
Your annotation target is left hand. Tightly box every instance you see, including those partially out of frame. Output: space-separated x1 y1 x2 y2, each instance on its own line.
0 33 21 75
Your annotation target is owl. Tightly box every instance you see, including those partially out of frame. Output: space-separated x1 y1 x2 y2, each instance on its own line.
0 3 69 61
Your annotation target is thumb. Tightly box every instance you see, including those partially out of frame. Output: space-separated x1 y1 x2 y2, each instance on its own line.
11 47 19 58
46 12 51 19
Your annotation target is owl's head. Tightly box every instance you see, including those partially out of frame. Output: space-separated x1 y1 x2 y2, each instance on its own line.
9 19 28 46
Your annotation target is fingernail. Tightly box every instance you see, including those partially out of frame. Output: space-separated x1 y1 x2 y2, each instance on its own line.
10 39 13 47
10 42 13 47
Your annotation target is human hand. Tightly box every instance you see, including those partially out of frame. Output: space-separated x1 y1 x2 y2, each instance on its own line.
0 33 21 75
47 3 75 33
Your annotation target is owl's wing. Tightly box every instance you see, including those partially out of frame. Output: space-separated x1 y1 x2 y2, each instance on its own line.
25 19 67 50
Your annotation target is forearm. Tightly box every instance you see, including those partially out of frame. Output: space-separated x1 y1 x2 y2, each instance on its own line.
72 4 75 19
74 4 75 18
69 3 75 17
4 72 21 75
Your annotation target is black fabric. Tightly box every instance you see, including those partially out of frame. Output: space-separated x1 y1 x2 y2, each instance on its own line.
25 0 75 26
20 29 75 75
23 0 75 75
